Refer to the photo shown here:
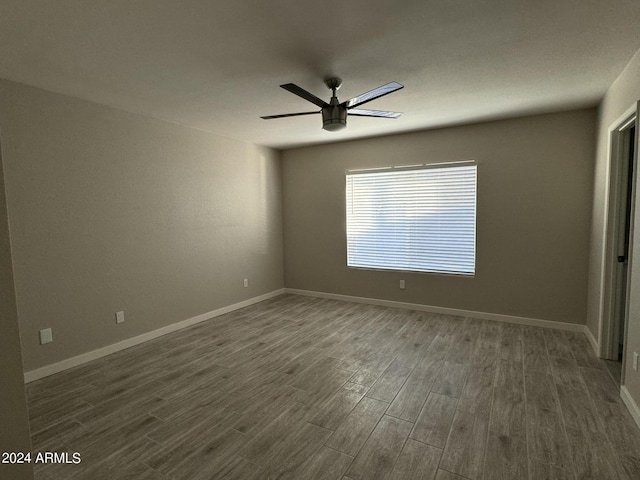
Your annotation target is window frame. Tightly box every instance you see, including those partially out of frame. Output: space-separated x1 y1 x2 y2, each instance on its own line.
345 160 478 277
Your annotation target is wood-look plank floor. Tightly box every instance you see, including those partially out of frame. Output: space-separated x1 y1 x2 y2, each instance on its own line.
27 294 640 480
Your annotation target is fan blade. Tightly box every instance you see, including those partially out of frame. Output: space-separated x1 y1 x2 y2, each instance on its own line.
348 109 402 118
343 82 404 109
261 111 319 119
281 83 329 108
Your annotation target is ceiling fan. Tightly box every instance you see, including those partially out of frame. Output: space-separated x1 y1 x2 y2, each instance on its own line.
261 77 404 132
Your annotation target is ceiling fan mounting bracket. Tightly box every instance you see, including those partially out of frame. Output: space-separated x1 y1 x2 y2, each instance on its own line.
324 77 342 91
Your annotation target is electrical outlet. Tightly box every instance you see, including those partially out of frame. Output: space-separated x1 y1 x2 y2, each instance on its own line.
39 328 53 345
243 278 249 288
116 311 125 324
399 279 405 290
634 352 639 372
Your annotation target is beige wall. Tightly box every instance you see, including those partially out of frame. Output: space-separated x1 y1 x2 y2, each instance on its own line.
587 47 640 408
283 109 596 325
0 140 33 479
0 79 284 372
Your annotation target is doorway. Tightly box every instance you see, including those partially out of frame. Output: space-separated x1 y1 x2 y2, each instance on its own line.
603 111 637 385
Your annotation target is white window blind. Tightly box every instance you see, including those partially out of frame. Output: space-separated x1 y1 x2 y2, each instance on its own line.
346 162 477 275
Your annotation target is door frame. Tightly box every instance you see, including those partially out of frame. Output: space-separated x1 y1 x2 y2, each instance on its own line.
601 105 637 361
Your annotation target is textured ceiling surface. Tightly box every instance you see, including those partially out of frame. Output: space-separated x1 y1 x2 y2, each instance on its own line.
1 1 640 148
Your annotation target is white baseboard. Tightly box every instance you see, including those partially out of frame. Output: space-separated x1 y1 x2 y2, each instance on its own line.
284 288 586 332
24 289 286 383
583 325 600 356
621 385 640 429
24 287 593 383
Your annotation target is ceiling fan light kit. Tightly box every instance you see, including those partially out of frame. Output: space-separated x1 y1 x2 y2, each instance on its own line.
261 77 404 132
322 106 347 132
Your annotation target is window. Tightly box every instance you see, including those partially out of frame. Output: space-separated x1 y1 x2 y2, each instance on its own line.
345 162 477 275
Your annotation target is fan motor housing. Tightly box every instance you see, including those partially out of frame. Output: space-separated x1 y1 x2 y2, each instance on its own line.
322 105 347 131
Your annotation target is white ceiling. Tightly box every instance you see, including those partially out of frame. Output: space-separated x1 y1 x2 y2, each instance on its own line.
1 1 640 149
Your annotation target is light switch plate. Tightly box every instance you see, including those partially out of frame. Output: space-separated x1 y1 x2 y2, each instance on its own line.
39 328 53 345
116 311 125 324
